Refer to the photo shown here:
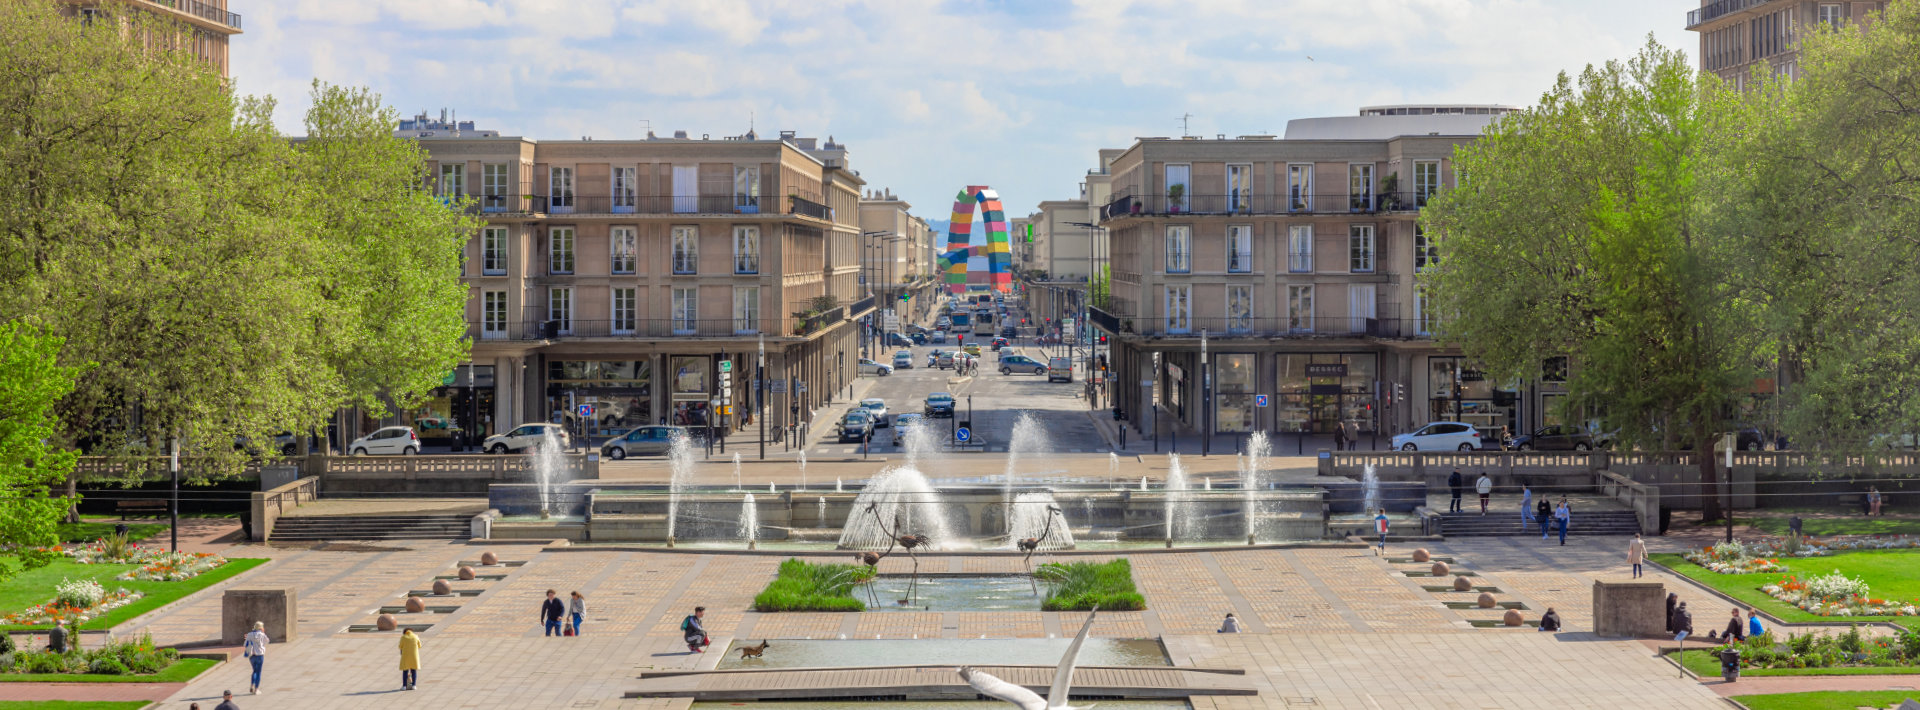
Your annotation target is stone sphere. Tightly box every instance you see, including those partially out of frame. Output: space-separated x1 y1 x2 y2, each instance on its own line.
1453 575 1474 591
457 565 476 580
480 551 500 566
1503 609 1523 626
431 579 453 596
404 597 425 613
1477 593 1497 608
1411 548 1430 563
376 613 397 631
1430 562 1450 577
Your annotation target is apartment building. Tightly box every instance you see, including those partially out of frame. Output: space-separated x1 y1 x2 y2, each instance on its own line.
1689 0 1888 85
58 0 242 76
857 189 940 327
372 127 870 448
1024 200 1098 335
1093 105 1562 444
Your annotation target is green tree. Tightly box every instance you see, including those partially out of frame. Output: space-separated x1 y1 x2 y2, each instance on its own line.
1420 40 1760 520
0 322 83 583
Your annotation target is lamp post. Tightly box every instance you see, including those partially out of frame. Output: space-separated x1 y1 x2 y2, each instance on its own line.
1201 328 1210 457
860 230 893 359
758 334 766 460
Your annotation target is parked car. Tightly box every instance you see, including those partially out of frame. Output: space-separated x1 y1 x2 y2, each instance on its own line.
990 337 1009 351
860 398 891 428
1390 422 1483 452
999 355 1046 376
1510 425 1595 451
838 410 875 442
1000 326 1018 338
886 332 913 347
924 392 956 417
601 425 691 459
911 332 929 345
349 426 420 456
857 358 893 376
936 351 956 369
1047 356 1073 382
482 422 571 455
892 350 914 370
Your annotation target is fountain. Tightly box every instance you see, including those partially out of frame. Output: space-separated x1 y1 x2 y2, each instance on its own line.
1110 452 1119 478
835 477 843 493
738 493 759 548
1006 491 1074 550
732 452 742 491
797 450 807 491
1204 477 1212 490
900 419 939 469
769 481 776 493
1361 464 1380 514
1243 431 1270 541
1138 476 1148 491
531 430 569 519
1164 454 1192 541
837 466 957 550
665 433 697 542
1002 413 1049 529
816 497 827 528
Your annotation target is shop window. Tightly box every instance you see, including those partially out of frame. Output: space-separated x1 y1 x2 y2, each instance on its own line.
546 360 652 435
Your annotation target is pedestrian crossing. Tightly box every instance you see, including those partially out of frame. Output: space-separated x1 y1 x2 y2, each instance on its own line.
815 446 1092 455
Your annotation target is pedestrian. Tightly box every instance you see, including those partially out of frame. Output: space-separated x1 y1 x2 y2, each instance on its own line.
215 690 240 710
569 591 586 636
1672 601 1694 640
1334 422 1348 452
540 589 565 637
242 620 268 695
682 606 710 653
1627 533 1648 578
1217 613 1242 633
1374 508 1390 552
1869 486 1883 516
1346 420 1360 451
1747 607 1765 639
1447 470 1464 513
1538 607 1562 632
398 627 422 691
1665 593 1679 634
1862 488 1873 517
1722 609 1745 642
1475 472 1492 515
1538 498 1552 539
1520 485 1532 526
1555 499 1571 545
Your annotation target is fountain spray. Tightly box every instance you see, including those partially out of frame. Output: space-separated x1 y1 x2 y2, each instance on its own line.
738 493 759 550
797 450 808 491
732 452 742 492
665 434 696 544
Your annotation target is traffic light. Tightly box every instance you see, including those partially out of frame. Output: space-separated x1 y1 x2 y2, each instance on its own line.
1393 382 1405 404
1098 335 1108 345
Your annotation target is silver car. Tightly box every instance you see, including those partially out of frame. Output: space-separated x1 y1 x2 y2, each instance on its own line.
860 398 890 428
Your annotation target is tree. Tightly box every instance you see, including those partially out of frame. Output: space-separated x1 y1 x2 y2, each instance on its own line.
0 3 476 482
0 322 83 583
1420 40 1761 520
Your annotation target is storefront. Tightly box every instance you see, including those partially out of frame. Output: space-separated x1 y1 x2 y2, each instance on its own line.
1214 353 1256 433
669 355 711 428
545 360 652 438
1275 353 1377 435
357 365 497 451
1427 355 1516 438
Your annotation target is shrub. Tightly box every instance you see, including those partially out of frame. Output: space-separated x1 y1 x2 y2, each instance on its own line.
1839 624 1866 653
54 578 106 608
98 532 132 562
752 559 876 612
87 656 129 675
1804 569 1871 601
1790 632 1818 655
1900 630 1920 661
22 650 70 673
1034 560 1147 612
0 631 13 655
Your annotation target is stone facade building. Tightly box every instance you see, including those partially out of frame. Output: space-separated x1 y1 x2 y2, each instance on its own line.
58 0 242 76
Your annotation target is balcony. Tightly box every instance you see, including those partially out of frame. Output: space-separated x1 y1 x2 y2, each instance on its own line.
1099 192 1425 220
1688 0 1774 27
142 0 242 30
788 195 832 221
458 193 831 218
470 318 770 341
1104 316 1432 340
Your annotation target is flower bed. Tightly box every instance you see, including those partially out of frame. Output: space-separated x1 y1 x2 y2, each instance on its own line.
1670 626 1920 675
115 551 227 582
1685 540 1793 574
1759 570 1920 618
1 583 144 626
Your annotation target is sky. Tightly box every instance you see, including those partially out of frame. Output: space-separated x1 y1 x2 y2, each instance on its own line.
233 0 1693 220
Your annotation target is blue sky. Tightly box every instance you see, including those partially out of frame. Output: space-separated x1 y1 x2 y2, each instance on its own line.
235 0 1692 220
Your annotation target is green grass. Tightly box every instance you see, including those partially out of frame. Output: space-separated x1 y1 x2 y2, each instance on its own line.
1669 649 1920 677
0 557 268 631
752 559 875 612
0 658 216 683
1034 559 1146 612
54 523 165 544
1651 550 1920 630
1742 517 1920 537
0 703 154 710
1734 691 1920 710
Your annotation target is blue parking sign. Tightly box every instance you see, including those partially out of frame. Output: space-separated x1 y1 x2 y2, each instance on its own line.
1254 395 1269 408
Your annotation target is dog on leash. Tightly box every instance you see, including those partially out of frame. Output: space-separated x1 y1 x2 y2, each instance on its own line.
737 640 771 659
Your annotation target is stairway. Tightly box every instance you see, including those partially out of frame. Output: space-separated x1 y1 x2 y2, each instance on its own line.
269 514 473 541
1439 509 1641 537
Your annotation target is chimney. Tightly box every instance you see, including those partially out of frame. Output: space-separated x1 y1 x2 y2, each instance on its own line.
672 130 688 139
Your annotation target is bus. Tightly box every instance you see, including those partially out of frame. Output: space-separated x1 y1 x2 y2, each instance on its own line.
948 311 971 333
973 308 994 327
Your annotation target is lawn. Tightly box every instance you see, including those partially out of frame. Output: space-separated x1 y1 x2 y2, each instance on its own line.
0 703 154 710
54 522 165 544
1669 649 1920 677
752 559 876 612
1034 559 1146 612
0 557 268 631
1741 516 1920 537
1734 690 1920 710
1651 550 1920 629
0 658 216 683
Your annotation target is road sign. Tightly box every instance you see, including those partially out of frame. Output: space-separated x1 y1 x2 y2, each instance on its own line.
796 381 808 393
1254 395 1269 408
719 360 733 373
955 427 971 442
577 404 594 417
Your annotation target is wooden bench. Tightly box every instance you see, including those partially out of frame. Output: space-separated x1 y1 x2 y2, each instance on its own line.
115 500 167 520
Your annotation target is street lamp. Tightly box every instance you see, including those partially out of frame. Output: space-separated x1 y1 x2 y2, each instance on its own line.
1067 221 1109 402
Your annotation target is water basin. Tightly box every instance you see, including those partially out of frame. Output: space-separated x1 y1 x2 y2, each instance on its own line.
691 702 1188 709
860 575 1043 612
714 639 1169 670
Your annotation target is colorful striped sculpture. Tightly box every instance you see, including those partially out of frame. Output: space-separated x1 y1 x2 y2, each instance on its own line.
940 186 1012 293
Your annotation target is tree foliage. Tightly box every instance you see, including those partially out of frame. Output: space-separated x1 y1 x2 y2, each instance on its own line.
0 322 83 582
0 2 476 481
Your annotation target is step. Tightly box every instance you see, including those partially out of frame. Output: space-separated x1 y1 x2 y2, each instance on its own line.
269 514 474 541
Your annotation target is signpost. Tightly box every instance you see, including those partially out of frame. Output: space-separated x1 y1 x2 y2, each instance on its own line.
956 427 971 443
1254 394 1269 408
717 359 732 454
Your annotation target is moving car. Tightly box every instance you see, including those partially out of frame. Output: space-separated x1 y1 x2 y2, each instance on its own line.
910 332 929 345
886 332 914 347
998 348 1024 363
1509 425 1595 451
348 426 420 456
857 358 894 376
859 398 891 428
600 425 691 459
838 410 874 442
482 422 571 454
893 350 914 369
935 351 956 369
999 354 1046 376
1000 326 1017 338
924 392 956 417
1390 422 1482 452
962 344 982 357
1047 357 1073 382
931 331 948 344
990 337 1009 351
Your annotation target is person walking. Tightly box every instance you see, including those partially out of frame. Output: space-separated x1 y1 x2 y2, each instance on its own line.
1869 486 1883 516
241 621 268 695
1345 420 1360 451
1537 498 1552 539
1374 508 1390 552
1627 533 1648 578
1475 472 1493 515
1333 422 1348 452
1447 470 1464 513
682 606 710 653
398 627 422 691
1520 485 1532 526
1554 498 1571 545
568 591 586 636
540 590 566 637
1217 613 1242 633
1665 593 1680 634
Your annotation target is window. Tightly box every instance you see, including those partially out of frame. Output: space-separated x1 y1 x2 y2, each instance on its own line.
1414 160 1440 206
1415 225 1438 270
438 163 464 196
482 164 508 212
1543 356 1569 383
550 167 574 210
481 227 507 275
1164 285 1191 333
672 165 698 213
733 286 760 333
1819 3 1843 28
1227 225 1253 273
1348 164 1373 212
613 167 636 213
1227 164 1252 213
1227 284 1252 333
548 287 572 335
1165 164 1190 213
1287 285 1314 333
733 226 759 274
1288 225 1313 273
611 287 636 335
1413 285 1433 336
671 287 697 334
549 227 574 274
1287 164 1313 211
482 291 507 339
672 226 698 274
734 166 761 213
1348 225 1374 273
1347 284 1376 333
610 227 636 275
1164 226 1190 273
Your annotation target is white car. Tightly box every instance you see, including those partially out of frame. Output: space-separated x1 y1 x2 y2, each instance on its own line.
483 422 572 454
859 398 890 428
1391 422 1484 452
348 426 419 456
857 358 893 376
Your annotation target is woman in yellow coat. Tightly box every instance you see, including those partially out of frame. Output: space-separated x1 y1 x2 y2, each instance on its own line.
398 628 422 690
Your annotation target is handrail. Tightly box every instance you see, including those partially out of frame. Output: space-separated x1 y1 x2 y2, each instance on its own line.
250 476 320 541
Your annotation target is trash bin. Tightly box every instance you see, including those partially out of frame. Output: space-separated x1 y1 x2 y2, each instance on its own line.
1719 646 1742 682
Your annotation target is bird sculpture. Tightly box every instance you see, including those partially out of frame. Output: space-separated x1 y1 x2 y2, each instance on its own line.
960 607 1098 710
863 502 931 603
855 551 881 566
1017 505 1064 564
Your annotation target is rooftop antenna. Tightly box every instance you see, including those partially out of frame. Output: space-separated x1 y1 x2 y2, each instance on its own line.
1179 113 1194 138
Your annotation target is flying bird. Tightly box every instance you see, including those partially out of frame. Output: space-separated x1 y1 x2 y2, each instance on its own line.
960 607 1098 709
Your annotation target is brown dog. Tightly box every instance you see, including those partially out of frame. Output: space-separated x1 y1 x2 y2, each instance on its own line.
738 640 771 659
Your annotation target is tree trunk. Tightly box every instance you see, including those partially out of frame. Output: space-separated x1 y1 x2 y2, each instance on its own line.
1697 436 1723 523
64 474 80 524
